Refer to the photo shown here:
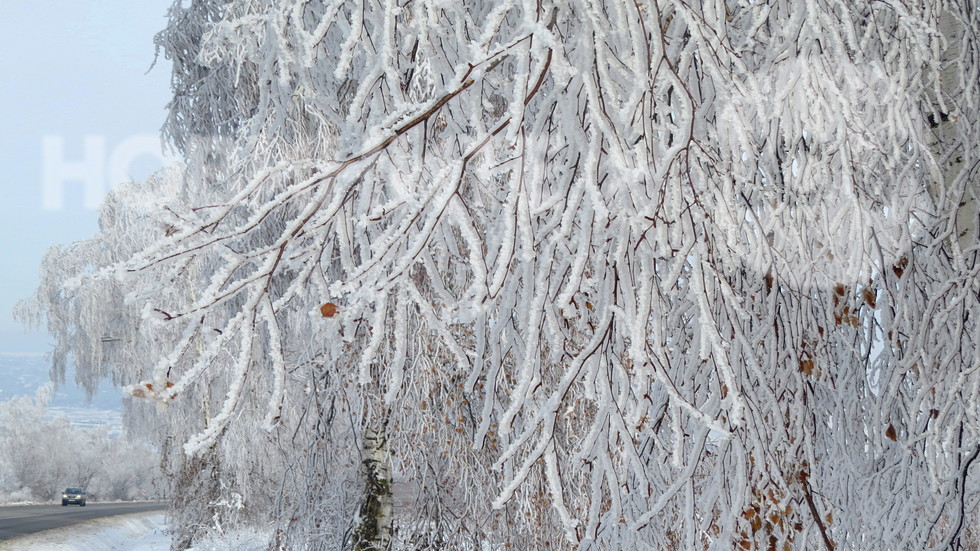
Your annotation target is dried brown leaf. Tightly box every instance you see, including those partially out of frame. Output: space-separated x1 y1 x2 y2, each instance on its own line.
886 424 897 441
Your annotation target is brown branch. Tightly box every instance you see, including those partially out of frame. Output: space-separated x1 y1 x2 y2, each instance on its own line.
799 470 835 551
345 78 476 165
948 443 980 549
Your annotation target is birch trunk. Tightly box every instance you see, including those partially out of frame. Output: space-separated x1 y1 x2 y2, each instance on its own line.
933 9 977 252
352 425 393 551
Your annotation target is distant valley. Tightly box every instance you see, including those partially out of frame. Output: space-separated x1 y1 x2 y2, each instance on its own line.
0 353 124 433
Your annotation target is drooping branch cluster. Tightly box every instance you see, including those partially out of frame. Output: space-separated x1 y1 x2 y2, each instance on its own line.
26 0 980 548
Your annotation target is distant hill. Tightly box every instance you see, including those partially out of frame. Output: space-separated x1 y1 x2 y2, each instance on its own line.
0 353 123 433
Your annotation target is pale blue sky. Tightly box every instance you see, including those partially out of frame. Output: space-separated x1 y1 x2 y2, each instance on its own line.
1 1 175 354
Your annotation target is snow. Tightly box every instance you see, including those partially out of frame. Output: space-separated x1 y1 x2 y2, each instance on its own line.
0 513 271 551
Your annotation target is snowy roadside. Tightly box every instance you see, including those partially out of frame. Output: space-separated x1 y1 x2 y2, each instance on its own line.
0 512 273 551
0 512 168 550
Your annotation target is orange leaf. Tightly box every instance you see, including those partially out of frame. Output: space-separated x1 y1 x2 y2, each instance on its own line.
320 302 338 318
862 288 877 308
800 359 814 376
893 257 908 278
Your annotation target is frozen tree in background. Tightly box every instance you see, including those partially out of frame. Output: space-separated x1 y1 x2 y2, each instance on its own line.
20 170 307 547
25 0 980 549
0 386 162 503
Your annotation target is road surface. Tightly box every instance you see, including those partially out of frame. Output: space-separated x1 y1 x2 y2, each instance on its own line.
0 502 166 541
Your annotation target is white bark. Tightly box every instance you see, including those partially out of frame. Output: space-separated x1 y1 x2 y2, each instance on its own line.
352 426 393 551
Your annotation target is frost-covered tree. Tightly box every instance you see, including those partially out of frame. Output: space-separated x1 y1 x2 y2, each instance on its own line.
25 0 980 549
20 169 298 547
0 386 162 503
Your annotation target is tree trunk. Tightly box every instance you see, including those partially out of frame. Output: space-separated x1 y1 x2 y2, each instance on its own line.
351 425 393 551
932 9 976 251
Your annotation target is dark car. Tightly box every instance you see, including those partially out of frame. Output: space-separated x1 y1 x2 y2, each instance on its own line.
62 488 86 506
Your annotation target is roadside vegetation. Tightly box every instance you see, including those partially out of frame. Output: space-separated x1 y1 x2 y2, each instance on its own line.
0 385 162 504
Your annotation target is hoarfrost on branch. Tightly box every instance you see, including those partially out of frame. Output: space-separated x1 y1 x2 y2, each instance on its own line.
24 0 980 549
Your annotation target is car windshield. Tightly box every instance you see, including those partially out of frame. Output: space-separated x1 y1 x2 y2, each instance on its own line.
66 488 83 494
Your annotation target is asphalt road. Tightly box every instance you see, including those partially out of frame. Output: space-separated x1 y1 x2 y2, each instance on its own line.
0 501 167 541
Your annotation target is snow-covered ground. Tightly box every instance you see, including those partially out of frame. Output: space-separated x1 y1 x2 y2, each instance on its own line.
0 512 270 551
0 512 168 550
